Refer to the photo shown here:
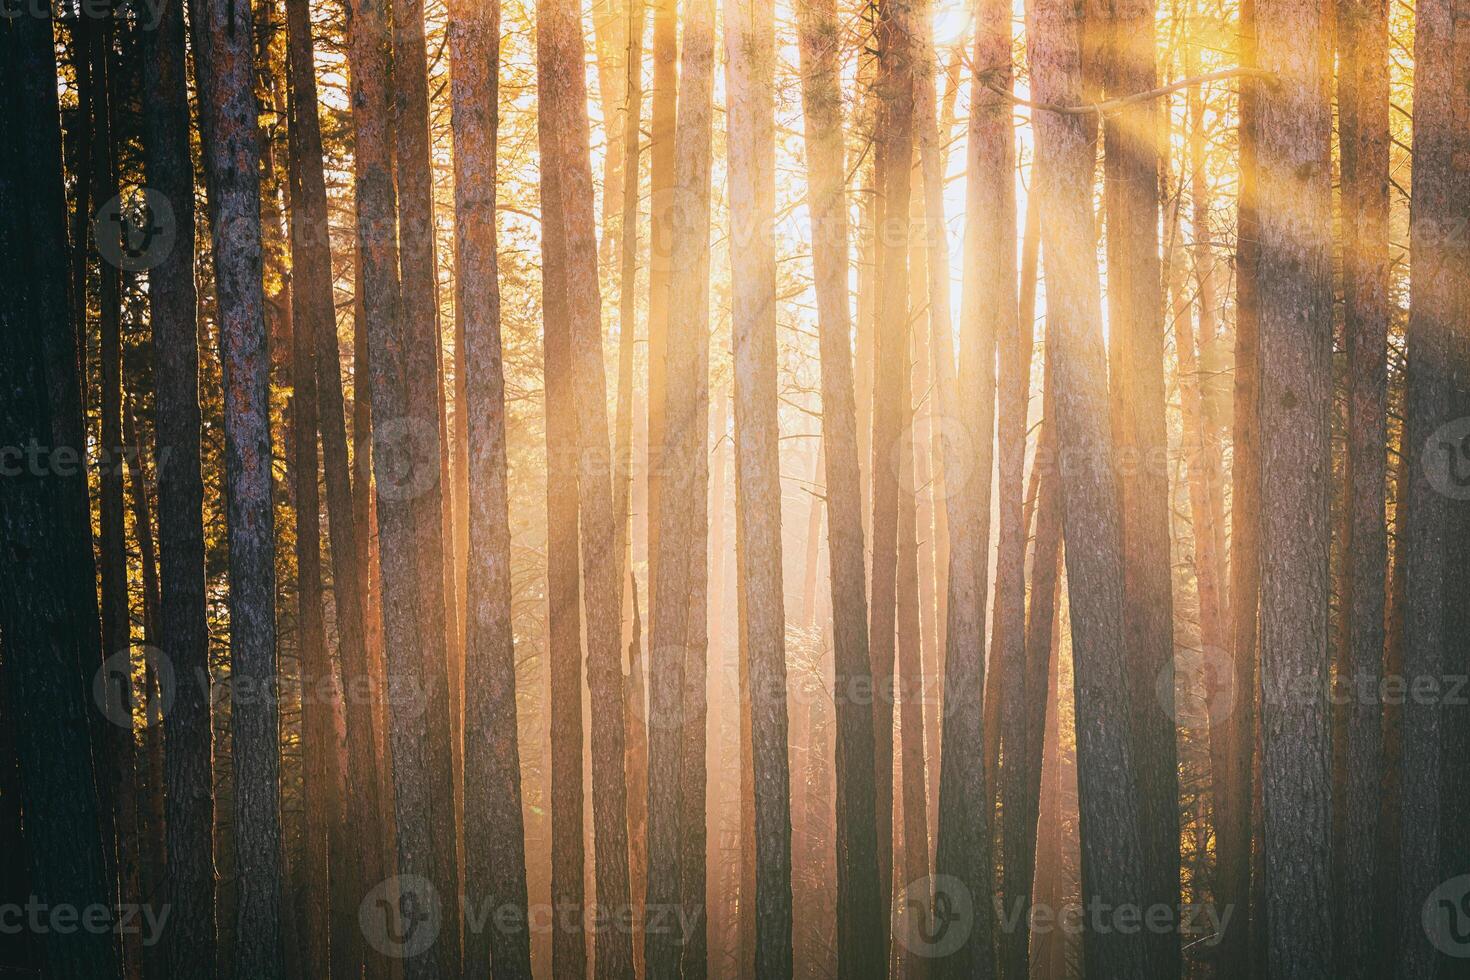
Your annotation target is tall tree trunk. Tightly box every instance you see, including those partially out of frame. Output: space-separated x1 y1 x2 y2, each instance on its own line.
645 0 678 603
281 1 385 975
1028 0 1152 972
1334 0 1389 970
726 0 794 974
868 0 919 944
1097 1 1181 972
795 1 885 973
1217 1 1262 970
450 4 534 976
537 49 588 980
933 0 1004 969
140 2 218 972
1255 0 1336 966
646 0 715 972
1395 0 1468 969
538 0 636 972
344 0 454 973
192 0 286 971
0 17 123 978
389 0 462 958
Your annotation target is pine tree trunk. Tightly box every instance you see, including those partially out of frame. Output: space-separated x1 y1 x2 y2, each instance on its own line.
1254 0 1336 967
140 2 218 971
1395 0 1468 969
933 0 1003 968
538 0 637 972
725 0 796 973
449 5 534 976
344 0 455 973
1028 0 1152 972
1334 0 1389 969
192 0 286 972
0 18 123 977
388 0 462 958
645 0 678 603
794 0 885 971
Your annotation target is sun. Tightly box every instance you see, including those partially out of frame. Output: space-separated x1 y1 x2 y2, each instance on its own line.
931 0 974 48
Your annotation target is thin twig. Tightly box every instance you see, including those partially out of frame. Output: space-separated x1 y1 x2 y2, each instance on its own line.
983 66 1276 117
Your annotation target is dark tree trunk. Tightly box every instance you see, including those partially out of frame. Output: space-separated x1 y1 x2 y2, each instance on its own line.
726 0 793 975
343 0 454 973
281 1 384 975
1028 0 1151 973
1098 2 1180 972
140 2 218 973
645 0 715 975
388 1 462 961
1395 0 1468 970
794 0 884 972
1255 0 1336 967
1333 0 1389 970
0 16 123 979
192 0 286 972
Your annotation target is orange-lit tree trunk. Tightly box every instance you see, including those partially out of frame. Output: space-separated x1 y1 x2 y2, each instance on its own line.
1028 0 1152 972
193 0 286 970
646 0 678 602
726 1 795 972
538 0 637 973
1334 0 1389 969
795 0 885 971
646 0 715 973
933 0 1002 969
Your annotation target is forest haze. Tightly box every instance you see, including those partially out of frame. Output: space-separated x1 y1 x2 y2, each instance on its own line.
0 0 1466 976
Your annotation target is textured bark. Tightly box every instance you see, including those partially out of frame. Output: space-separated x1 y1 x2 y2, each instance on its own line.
645 0 678 602
450 4 534 976
281 2 383 975
389 0 462 958
345 0 454 972
933 0 1003 970
1097 2 1181 972
1217 2 1261 971
1334 0 1390 970
868 1 919 944
1395 0 1468 970
537 1 636 973
0 18 122 978
536 56 587 980
192 0 286 972
1028 0 1151 973
794 0 885 969
1255 0 1336 967
646 0 715 973
140 3 218 972
726 0 794 974
286 244 333 980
